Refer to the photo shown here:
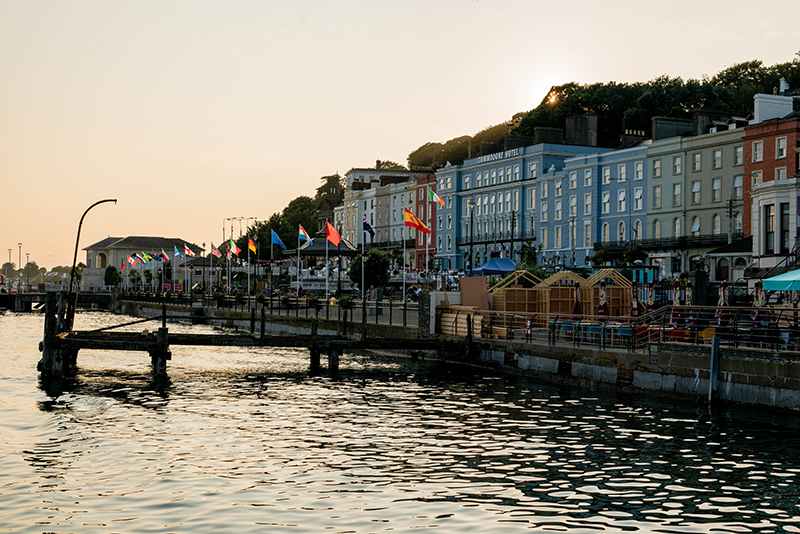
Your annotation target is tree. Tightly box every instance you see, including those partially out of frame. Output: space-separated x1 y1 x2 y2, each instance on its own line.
376 160 405 169
129 269 142 289
71 262 86 285
104 266 121 287
623 244 647 265
589 249 611 266
143 269 153 287
347 249 391 290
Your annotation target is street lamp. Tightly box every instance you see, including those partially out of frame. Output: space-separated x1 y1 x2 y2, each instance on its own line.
468 199 475 275
26 252 29 290
6 249 10 284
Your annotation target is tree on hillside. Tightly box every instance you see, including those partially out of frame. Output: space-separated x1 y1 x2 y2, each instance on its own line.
376 160 405 169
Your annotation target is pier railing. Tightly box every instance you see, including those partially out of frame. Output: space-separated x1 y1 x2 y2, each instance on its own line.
437 305 800 354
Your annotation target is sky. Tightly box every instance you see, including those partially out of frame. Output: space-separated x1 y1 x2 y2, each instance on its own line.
1 0 798 270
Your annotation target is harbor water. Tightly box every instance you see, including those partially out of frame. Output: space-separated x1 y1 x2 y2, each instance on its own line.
2 311 800 533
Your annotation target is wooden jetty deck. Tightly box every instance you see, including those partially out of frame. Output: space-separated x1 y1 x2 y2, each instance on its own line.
40 292 440 380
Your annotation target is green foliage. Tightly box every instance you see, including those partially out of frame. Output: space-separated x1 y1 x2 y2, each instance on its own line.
104 265 121 287
347 249 391 290
589 248 611 266
71 262 86 284
376 160 405 169
622 244 647 265
236 196 319 261
143 269 153 285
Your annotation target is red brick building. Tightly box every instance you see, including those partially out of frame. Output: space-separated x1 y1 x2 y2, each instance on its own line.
414 174 438 270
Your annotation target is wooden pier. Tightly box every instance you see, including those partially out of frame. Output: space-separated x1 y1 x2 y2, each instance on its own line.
39 291 439 380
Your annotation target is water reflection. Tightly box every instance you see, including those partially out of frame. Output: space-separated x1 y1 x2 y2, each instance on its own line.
5 312 800 532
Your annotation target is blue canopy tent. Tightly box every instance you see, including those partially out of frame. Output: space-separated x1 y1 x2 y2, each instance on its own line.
473 257 516 276
762 269 800 291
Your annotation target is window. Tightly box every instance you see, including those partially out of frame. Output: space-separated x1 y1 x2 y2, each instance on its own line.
584 193 592 215
673 183 682 206
635 161 643 180
447 235 452 250
498 168 504 183
653 185 662 208
541 202 548 222
753 140 763 162
490 194 496 214
752 170 762 187
734 146 744 166
569 195 577 216
691 181 701 204
691 216 700 237
673 156 682 174
602 192 610 214
634 187 642 210
617 189 626 212
618 164 627 182
529 162 538 179
447 214 452 229
776 167 787 181
513 191 518 211
491 170 496 185
476 200 481 216
653 219 661 239
584 169 592 187
692 153 701 171
618 221 626 241
555 226 562 248
603 167 611 184
712 178 721 202
530 187 537 209
541 182 548 198
712 149 722 169
555 199 562 220
734 213 742 233
653 158 662 177
584 222 591 247
777 137 787 159
419 189 424 200
634 219 642 241
568 172 577 189
602 223 609 243
465 175 471 189
476 173 482 187
765 204 775 254
541 227 548 248
513 166 519 180
733 174 743 199
674 218 681 238
712 214 720 235
437 235 442 250
437 216 442 230
505 192 511 212
555 179 562 196
446 176 451 188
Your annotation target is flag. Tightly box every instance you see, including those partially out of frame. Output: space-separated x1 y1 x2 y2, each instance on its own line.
141 251 153 262
127 254 135 266
151 251 162 262
184 244 196 257
248 237 257 253
325 221 341 246
271 230 287 250
226 247 232 260
174 246 184 260
428 187 445 207
211 243 222 258
362 215 375 238
121 260 125 271
299 224 312 242
132 253 143 265
161 248 170 262
229 238 240 256
404 208 431 234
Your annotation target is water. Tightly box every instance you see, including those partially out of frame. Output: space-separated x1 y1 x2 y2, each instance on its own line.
2 312 800 533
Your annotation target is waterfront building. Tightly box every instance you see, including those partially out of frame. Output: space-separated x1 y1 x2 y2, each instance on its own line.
744 89 800 273
415 174 438 270
82 236 203 290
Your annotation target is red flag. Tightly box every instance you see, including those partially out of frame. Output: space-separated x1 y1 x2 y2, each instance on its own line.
121 260 125 271
404 208 431 234
326 221 341 246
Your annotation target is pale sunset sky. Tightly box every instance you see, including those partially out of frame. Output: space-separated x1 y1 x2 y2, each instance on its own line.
1 0 798 269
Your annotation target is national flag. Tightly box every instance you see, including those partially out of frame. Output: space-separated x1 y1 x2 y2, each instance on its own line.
211 243 222 258
184 244 196 257
248 237 257 253
141 251 153 262
299 224 312 242
229 238 240 256
174 246 184 260
131 253 143 265
271 230 287 250
127 254 135 266
151 251 162 262
325 221 341 246
428 187 445 207
226 247 232 260
362 215 375 238
161 248 170 262
404 208 431 234
121 260 125 271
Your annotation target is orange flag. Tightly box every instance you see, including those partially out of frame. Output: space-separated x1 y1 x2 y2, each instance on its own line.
326 221 342 246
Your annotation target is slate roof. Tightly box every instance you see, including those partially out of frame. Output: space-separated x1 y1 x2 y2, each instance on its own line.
706 236 753 256
84 236 203 254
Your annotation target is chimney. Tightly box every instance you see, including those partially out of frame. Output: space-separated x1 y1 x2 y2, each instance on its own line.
376 160 381 169
753 93 794 123
780 77 790 95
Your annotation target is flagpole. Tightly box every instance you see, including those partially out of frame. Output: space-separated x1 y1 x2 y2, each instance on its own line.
361 229 365 302
247 235 251 297
426 186 431 287
325 225 329 298
403 227 406 301
297 231 301 293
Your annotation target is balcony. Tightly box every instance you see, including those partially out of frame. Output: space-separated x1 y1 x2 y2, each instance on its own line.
456 229 536 246
594 232 744 252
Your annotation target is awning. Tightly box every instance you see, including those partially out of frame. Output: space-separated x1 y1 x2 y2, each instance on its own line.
762 269 800 291
473 257 516 275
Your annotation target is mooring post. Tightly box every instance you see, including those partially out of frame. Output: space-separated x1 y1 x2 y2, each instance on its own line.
342 308 348 336
162 301 167 329
152 327 171 378
250 308 255 334
40 291 63 379
709 336 720 403
361 297 367 344
328 347 339 372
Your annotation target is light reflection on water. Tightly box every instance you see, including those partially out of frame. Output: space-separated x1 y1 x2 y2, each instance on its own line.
2 311 800 533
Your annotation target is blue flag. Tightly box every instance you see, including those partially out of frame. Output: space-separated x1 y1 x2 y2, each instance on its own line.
271 229 287 250
362 215 375 238
174 245 184 260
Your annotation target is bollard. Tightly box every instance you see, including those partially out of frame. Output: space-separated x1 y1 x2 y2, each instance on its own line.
328 348 339 372
709 336 720 403
260 305 265 343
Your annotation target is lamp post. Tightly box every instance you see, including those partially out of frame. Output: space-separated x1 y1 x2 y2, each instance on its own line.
18 243 22 291
67 199 117 328
7 249 10 284
468 199 475 275
26 253 29 290
570 217 576 267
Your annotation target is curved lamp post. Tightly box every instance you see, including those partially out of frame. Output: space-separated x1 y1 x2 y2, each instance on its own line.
67 199 117 326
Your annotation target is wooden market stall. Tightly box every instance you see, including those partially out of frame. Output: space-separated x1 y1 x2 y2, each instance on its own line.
488 270 541 313
584 269 633 317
